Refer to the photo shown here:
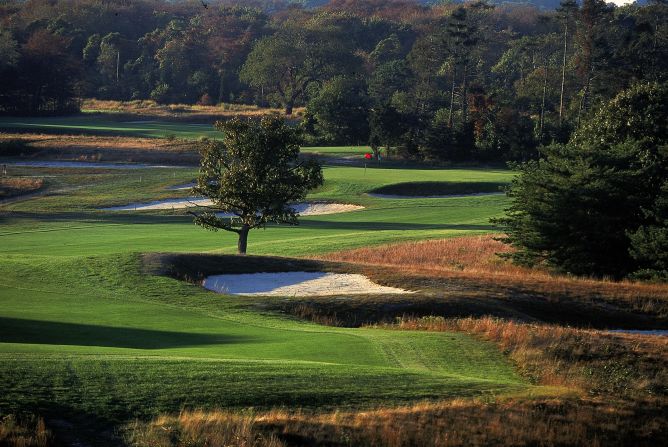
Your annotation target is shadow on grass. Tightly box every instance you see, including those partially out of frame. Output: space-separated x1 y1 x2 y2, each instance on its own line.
0 211 496 232
302 220 496 231
0 317 250 349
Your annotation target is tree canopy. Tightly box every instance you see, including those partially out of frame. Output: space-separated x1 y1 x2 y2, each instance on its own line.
191 115 323 254
495 82 668 279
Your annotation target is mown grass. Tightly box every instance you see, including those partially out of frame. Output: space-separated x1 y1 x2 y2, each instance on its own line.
0 251 527 427
122 316 668 446
4 160 664 444
0 115 223 140
0 165 512 257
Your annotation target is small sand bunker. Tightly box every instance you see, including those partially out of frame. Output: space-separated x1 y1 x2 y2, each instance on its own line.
203 272 412 296
367 192 504 199
103 197 212 211
103 199 363 215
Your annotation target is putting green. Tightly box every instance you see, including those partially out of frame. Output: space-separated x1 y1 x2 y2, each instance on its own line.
0 163 534 425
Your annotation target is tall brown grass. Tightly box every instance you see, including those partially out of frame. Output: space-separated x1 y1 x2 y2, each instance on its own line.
125 410 284 447
126 397 667 447
81 99 301 118
0 415 51 447
320 235 668 309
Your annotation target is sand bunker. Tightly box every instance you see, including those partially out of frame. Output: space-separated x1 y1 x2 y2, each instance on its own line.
367 192 504 199
203 272 412 296
103 199 363 215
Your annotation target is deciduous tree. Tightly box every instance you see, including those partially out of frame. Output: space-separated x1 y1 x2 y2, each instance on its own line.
191 115 323 254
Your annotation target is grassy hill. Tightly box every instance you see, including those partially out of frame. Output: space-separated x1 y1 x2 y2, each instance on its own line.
0 162 535 435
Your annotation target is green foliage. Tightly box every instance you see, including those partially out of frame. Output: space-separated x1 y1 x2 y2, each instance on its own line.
307 76 370 144
495 83 668 278
192 115 323 253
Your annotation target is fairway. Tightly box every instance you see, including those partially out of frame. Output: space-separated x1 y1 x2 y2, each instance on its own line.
0 162 530 426
0 115 366 157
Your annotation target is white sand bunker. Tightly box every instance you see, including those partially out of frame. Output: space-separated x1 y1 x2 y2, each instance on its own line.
203 272 412 296
103 199 363 215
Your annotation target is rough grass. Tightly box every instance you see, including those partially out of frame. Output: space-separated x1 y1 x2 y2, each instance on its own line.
319 235 668 320
0 414 51 447
125 397 667 447
0 177 44 199
81 98 300 120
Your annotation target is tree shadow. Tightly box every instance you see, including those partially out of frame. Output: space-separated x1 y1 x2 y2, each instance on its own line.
301 220 496 231
0 317 251 349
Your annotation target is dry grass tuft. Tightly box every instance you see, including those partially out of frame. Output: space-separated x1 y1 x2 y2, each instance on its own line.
126 409 284 447
0 415 51 447
0 177 44 199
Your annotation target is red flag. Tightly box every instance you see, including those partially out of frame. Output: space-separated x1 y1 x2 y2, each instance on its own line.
364 153 372 160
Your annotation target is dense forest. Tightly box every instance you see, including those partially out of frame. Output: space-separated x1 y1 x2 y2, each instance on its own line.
0 0 666 162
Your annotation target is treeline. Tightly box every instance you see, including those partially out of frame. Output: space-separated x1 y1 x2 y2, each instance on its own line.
0 0 666 161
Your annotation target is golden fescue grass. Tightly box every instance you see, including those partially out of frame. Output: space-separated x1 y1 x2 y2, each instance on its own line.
126 397 667 447
0 133 185 152
320 235 668 310
81 99 302 119
125 410 284 447
0 133 198 164
0 177 44 199
0 415 51 447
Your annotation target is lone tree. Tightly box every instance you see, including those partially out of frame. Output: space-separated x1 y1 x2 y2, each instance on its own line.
191 115 323 254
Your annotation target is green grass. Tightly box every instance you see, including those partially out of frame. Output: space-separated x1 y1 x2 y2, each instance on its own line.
0 162 533 427
0 115 220 139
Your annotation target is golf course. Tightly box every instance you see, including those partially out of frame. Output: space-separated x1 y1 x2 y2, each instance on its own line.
0 150 545 436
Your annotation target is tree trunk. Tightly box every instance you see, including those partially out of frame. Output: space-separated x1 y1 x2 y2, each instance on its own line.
285 100 294 116
559 22 568 126
237 225 250 254
448 68 457 128
540 64 548 143
461 64 468 125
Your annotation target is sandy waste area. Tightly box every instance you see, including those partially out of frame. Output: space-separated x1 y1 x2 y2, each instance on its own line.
203 272 413 296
